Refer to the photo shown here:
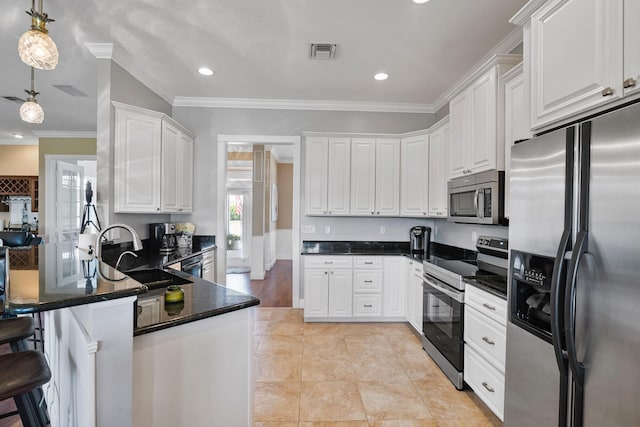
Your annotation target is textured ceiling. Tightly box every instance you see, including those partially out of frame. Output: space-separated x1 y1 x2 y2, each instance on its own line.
0 0 528 142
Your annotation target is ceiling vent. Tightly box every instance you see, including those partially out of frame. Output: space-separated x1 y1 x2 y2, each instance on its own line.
309 43 337 60
53 85 88 97
2 96 24 104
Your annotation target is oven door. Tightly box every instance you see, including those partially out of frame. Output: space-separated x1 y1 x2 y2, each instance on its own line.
182 255 203 278
422 274 464 371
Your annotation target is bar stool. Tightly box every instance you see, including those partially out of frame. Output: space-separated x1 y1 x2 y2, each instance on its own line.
0 350 51 427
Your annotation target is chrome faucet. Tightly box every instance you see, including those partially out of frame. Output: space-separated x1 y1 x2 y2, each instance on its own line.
95 223 143 262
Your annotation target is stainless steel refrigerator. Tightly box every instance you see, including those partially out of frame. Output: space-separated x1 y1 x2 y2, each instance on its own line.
504 101 640 427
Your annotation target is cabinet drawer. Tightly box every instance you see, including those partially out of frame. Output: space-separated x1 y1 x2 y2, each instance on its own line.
464 344 504 421
304 256 353 269
353 270 383 293
465 284 507 326
464 305 506 371
354 256 382 269
353 294 382 316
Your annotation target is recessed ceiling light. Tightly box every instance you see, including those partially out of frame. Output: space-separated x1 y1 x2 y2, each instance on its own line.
13 133 24 139
374 72 389 81
413 0 430 3
198 67 214 76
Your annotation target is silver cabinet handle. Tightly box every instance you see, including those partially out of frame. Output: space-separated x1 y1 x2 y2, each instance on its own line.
156 208 160 211
482 382 495 393
364 280 373 283
624 78 637 89
482 303 496 311
482 336 495 345
364 261 373 265
324 261 333 264
602 87 615 96
415 268 421 273
364 304 373 308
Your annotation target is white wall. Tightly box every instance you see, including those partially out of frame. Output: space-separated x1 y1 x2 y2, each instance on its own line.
432 218 508 250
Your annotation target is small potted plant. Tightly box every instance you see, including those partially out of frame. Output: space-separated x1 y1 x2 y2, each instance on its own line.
227 234 242 250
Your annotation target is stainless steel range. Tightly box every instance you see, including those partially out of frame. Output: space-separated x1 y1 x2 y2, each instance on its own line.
421 236 508 389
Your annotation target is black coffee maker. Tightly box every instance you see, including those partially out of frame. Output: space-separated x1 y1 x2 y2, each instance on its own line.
149 223 177 253
410 226 431 259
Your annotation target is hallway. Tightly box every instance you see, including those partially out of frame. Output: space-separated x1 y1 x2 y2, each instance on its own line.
227 260 292 307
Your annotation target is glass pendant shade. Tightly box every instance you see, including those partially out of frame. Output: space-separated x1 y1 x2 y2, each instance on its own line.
18 29 58 70
19 100 44 124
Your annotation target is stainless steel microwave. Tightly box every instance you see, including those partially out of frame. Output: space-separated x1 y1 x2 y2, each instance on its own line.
447 170 505 225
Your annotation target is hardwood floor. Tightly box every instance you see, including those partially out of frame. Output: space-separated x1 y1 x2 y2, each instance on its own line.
227 260 292 307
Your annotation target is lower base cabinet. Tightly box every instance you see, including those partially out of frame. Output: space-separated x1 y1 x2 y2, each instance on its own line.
406 258 423 333
463 284 507 421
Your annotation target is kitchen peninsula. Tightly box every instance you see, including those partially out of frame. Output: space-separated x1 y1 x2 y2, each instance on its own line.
3 244 259 427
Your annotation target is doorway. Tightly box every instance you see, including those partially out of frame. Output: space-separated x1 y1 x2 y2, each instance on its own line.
217 135 301 307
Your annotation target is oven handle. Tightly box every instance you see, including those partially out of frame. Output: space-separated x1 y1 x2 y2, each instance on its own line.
423 275 464 303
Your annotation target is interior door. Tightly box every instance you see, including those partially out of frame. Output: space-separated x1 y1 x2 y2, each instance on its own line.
55 161 84 286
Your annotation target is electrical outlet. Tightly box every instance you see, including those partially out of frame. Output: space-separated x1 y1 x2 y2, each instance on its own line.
324 226 331 234
379 226 386 234
434 226 438 236
471 231 478 242
301 225 315 234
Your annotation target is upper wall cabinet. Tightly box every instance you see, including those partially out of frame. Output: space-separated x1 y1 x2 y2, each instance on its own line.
350 138 400 216
428 118 449 217
113 102 194 214
448 56 521 180
304 137 351 216
529 0 624 129
400 134 429 217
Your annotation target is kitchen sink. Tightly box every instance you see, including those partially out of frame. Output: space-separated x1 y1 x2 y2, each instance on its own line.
125 269 191 289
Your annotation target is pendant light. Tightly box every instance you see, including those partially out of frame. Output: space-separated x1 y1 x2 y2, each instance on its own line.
18 0 58 70
20 67 44 124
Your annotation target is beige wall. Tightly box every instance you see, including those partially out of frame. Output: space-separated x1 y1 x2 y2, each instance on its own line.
38 138 97 232
276 163 293 230
0 145 38 175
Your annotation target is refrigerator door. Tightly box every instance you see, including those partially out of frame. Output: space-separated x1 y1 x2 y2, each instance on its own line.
509 128 571 256
574 104 640 426
504 323 561 427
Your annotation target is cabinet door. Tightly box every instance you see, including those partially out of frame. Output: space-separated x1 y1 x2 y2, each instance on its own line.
328 270 353 317
413 275 424 333
305 137 329 215
161 121 180 212
449 91 470 179
624 0 640 97
383 257 405 317
429 123 449 217
400 135 429 216
530 0 623 129
327 138 351 215
178 133 194 213
504 67 531 219
304 269 329 317
114 108 162 213
375 139 400 216
469 68 498 174
350 138 376 215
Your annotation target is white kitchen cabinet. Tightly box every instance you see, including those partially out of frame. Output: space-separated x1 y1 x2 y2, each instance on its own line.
400 134 429 217
464 284 507 421
529 0 623 129
624 0 640 97
161 119 194 213
428 118 449 217
383 257 405 318
405 258 424 334
304 256 353 318
304 137 351 216
352 256 382 317
113 102 194 214
113 103 162 213
447 57 520 180
503 64 531 219
350 138 400 216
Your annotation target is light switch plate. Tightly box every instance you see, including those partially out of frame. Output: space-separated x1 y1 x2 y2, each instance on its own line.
324 226 331 234
379 226 385 234
301 225 315 234
471 231 478 242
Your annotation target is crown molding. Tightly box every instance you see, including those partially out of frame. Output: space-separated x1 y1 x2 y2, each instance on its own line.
85 43 113 59
431 27 524 111
510 0 547 26
0 138 38 145
175 97 435 114
32 131 97 138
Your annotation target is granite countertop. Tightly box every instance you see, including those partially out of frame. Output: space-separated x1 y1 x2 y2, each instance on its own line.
3 245 147 314
134 270 259 336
